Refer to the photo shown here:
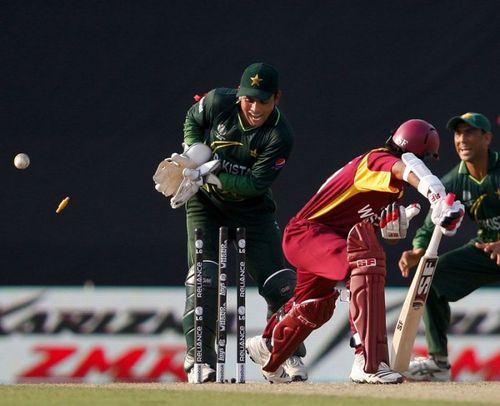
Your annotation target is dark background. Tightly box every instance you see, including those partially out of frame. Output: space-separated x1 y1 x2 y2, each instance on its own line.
2 0 500 287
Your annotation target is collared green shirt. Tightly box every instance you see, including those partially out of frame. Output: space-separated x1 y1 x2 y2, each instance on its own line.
413 150 500 248
183 88 293 209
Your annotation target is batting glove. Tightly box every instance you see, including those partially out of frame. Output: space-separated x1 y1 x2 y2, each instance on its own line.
380 202 421 240
431 198 465 236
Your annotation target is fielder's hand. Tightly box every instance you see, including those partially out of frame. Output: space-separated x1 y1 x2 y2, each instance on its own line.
431 198 465 236
398 248 425 277
475 241 500 266
380 203 421 240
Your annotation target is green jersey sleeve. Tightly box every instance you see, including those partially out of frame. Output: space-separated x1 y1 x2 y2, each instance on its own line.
182 91 216 145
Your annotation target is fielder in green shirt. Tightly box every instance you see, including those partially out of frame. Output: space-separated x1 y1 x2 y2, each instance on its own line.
398 112 500 381
154 63 305 383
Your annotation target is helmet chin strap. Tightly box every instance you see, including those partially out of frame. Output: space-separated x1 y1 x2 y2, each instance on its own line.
422 151 439 161
384 135 404 157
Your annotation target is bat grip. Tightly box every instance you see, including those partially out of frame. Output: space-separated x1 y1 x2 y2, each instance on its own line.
426 192 456 256
444 192 455 206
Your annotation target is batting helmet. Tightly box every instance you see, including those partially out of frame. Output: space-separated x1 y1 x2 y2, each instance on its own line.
388 119 440 159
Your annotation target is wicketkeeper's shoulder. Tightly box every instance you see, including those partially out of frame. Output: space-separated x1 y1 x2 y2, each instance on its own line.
210 88 238 107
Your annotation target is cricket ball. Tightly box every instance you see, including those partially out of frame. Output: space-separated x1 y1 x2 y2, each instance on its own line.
14 153 30 169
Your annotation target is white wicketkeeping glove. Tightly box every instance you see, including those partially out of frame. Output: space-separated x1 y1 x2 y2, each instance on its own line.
153 143 213 200
170 160 222 209
431 198 465 236
380 202 421 240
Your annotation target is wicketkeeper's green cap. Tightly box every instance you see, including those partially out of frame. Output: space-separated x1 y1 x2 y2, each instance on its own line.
447 112 491 132
236 62 279 100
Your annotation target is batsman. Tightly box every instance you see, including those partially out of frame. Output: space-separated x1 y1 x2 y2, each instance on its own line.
153 62 306 383
246 119 465 383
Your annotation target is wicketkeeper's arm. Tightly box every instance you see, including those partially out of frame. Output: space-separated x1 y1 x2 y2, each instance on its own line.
182 91 215 145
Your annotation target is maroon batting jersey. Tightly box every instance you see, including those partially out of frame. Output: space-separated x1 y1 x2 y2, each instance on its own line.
295 148 404 236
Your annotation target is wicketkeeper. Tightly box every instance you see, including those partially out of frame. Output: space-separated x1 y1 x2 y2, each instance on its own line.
153 62 306 383
246 119 465 383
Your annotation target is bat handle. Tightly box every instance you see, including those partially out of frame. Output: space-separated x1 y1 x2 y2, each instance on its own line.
426 192 456 256
444 192 455 206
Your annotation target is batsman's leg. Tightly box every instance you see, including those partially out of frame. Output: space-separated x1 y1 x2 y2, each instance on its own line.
245 220 308 381
263 291 338 372
261 269 308 380
246 290 338 383
347 222 402 384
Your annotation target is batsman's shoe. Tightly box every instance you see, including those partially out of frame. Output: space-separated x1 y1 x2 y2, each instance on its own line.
350 353 403 384
246 336 291 384
283 355 308 382
405 356 451 382
187 363 216 383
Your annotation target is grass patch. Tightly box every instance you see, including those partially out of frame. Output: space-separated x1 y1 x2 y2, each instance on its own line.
0 384 485 406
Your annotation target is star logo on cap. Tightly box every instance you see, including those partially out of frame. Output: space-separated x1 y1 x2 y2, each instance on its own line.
250 74 263 87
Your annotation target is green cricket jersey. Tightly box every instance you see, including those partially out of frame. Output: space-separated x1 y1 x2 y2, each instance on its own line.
183 88 293 209
413 149 500 248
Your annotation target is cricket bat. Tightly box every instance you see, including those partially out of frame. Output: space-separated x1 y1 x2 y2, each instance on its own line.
390 193 455 373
